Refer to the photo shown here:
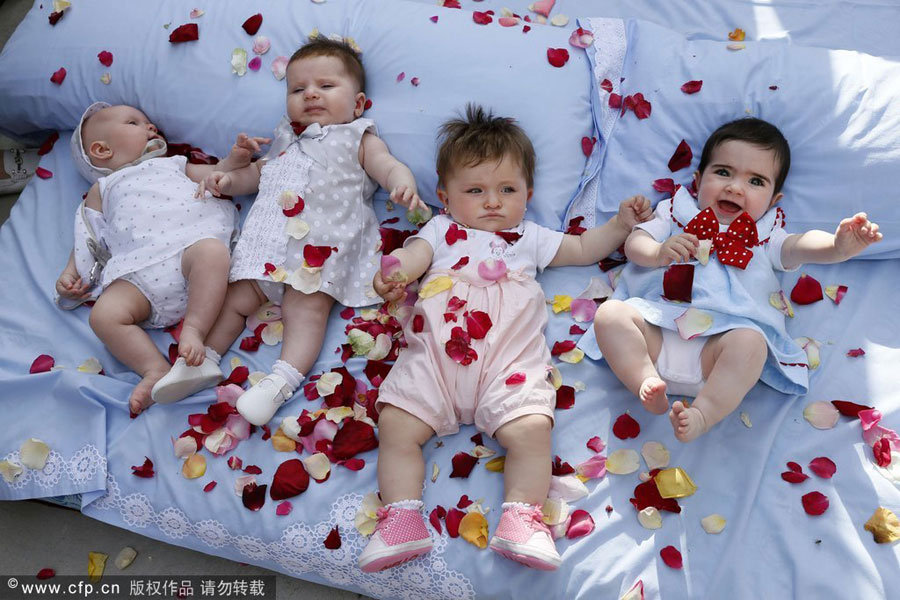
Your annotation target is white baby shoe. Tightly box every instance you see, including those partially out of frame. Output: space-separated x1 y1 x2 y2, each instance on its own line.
236 373 294 426
151 357 223 404
0 148 40 194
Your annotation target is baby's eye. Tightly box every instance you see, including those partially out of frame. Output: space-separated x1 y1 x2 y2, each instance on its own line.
466 188 482 194
322 83 334 89
750 177 765 186
502 186 516 193
714 168 729 176
293 87 304 94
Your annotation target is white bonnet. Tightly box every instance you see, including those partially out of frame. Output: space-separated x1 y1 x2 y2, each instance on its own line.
69 101 113 184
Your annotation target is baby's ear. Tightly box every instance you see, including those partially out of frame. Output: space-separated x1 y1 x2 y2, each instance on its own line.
692 170 701 190
436 188 448 206
527 187 534 202
770 191 784 207
88 140 112 162
354 92 367 118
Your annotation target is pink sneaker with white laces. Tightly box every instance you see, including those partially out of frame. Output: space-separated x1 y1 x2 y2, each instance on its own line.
489 504 561 571
358 505 433 573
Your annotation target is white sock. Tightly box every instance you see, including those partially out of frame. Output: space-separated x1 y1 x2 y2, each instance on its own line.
386 499 424 511
204 346 221 364
502 501 535 511
271 359 303 392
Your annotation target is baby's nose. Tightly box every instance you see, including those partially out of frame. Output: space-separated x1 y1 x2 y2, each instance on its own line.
147 123 158 133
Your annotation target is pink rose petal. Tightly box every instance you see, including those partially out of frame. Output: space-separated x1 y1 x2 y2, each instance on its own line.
30 354 55 374
808 457 836 479
565 509 595 539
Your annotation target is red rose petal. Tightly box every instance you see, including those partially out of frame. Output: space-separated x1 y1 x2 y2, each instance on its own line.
48 11 63 25
473 11 493 24
662 263 694 302
873 438 892 467
35 167 53 179
445 223 468 245
339 458 365 471
364 99 373 110
430 15 439 23
331 420 378 459
429 507 444 534
681 80 703 94
450 451 478 478
847 348 866 358
551 340 577 356
242 482 267 511
303 244 334 268
37 131 60 156
600 78 614 93
612 413 640 439
581 136 596 157
631 93 652 119
50 67 66 85
470 433 484 445
787 461 803 473
586 436 605 453
457 494 474 509
412 314 425 333
505 372 526 386
781 470 809 484
608 93 622 109
831 400 873 418
97 51 113 67
552 455 575 476
243 464 262 475
801 491 829 516
556 385 575 410
668 139 693 172
270 459 309 500
242 13 263 35
29 354 55 374
445 508 465 537
323 526 341 549
808 457 836 479
445 328 477 365
660 545 683 569
218 365 247 387
570 325 586 335
466 311 492 339
340 307 355 320
131 457 155 478
450 256 469 270
168 23 199 43
36 568 55 579
630 475 681 513
653 178 676 195
239 335 261 352
282 195 305 217
547 48 570 68
790 274 823 305
566 216 587 235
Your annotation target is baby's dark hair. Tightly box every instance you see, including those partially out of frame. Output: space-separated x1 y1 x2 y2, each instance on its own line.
288 37 366 93
436 104 536 189
698 117 791 194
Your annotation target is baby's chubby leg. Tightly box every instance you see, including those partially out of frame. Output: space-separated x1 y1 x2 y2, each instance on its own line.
376 405 435 504
594 300 668 414
494 414 553 504
179 239 231 366
204 280 268 357
89 280 170 415
669 328 767 442
279 289 336 376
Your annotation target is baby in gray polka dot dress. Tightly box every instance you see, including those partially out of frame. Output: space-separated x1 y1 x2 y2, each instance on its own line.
152 38 427 427
56 102 267 415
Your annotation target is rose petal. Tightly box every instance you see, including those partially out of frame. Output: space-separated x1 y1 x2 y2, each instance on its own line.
50 67 66 85
202 481 217 493
303 452 331 483
613 413 641 439
505 372 526 386
190 8 204 18
466 311 493 340
791 273 824 305
801 491 829 516
231 48 248 76
131 456 154 478
548 474 589 502
638 507 662 529
803 401 840 429
446 508 466 537
847 348 866 358
654 467 698 498
781 470 809 484
419 275 454 299
252 35 271 55
641 441 670 470
569 27 594 48
36 568 55 580
547 48 570 67
331 420 378 459
271 56 288 80
576 455 607 480
607 449 640 475
20 438 51 469
168 23 199 43
182 454 206 479
459 512 489 548
242 13 262 35
621 580 645 600
795 336 821 369
824 284 848 305
865 507 900 544
242 482 267 511
728 28 746 41
529 0 555 18
675 307 713 339
586 436 605 453
681 80 702 94
450 451 479 478
668 139 693 172
662 264 694 302
565 509 595 539
556 385 575 409
660 545 683 569
473 11 493 25
97 51 113 67
173 436 197 459
809 457 836 479
831 400 873 418
477 258 507 281
701 514 727 534
0 461 24 483
270 458 310 500
248 57 262 71
768 290 795 318
570 298 598 323
34 167 53 180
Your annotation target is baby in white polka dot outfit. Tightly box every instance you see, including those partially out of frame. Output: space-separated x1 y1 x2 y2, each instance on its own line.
152 38 426 427
592 118 882 443
56 102 264 415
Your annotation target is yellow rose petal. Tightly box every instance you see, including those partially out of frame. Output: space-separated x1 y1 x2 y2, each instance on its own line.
485 456 506 472
182 454 206 479
606 449 640 475
559 348 585 364
459 512 489 549
701 514 727 534
303 452 331 481
271 429 297 452
418 276 453 299
655 467 698 499
88 551 108 583
865 507 900 544
551 294 572 313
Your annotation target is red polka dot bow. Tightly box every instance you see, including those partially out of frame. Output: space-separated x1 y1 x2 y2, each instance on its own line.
683 207 758 269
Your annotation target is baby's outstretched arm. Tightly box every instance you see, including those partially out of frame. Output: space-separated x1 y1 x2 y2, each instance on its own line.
780 212 882 270
56 184 102 301
359 132 427 212
372 238 434 303
548 194 653 267
189 133 270 197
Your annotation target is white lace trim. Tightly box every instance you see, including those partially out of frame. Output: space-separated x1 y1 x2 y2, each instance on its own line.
566 17 627 227
1 444 105 491
89 474 475 600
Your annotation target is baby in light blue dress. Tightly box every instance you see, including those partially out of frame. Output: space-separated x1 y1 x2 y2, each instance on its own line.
589 118 882 442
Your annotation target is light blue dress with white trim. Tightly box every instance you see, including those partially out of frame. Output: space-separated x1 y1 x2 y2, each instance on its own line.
581 187 809 395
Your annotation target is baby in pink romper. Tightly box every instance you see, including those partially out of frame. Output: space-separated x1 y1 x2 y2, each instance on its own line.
358 105 651 573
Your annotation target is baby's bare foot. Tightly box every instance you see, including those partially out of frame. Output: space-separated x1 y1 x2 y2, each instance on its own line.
639 377 669 414
130 370 167 415
179 325 206 367
669 400 708 443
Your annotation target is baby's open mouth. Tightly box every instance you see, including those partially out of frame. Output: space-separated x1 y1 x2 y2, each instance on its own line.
716 199 742 214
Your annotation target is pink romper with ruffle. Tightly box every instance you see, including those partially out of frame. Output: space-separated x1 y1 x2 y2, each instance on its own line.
376 214 564 437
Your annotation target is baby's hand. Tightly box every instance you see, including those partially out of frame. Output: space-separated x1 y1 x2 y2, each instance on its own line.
834 212 882 259
618 195 653 231
55 271 92 301
195 171 232 199
373 271 408 303
226 133 271 169
657 233 699 266
390 185 427 213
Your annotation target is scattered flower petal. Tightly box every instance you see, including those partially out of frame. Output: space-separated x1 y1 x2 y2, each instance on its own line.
50 67 66 85
791 273 823 305
740 412 752 428
97 51 113 67
419 276 453 299
662 264 694 302
190 8 204 18
248 56 262 71
831 400 873 418
35 167 53 179
459 512 489 548
477 258 507 281
728 27 746 41
558 347 585 364
675 307 713 339
547 48 570 68
182 454 206 479
621 580 644 600
445 508 465 537
768 290 795 317
570 298 597 323
824 284 848 305
803 400 839 429
607 449 640 475
450 452 479 478
505 372 526 386
638 506 662 529
203 481 217 493
169 23 199 43
231 48 248 76
87 552 107 584
801 491 829 516
0 461 24 483
654 467 697 498
641 441 670 470
77 357 103 374
586 436 605 453
701 514 727 534
660 545 683 569
548 474 589 502
271 56 288 80
36 568 55 579
681 80 702 94
303 452 331 483
809 457 836 479
865 507 900 544
242 13 262 35
613 412 640 439
252 35 270 55
485 456 505 472
323 526 341 549
566 509 595 539
550 14 569 27
847 348 865 358
668 139 693 172
20 438 50 469
529 0 555 18
130 457 154 478
575 455 607 480
795 336 821 369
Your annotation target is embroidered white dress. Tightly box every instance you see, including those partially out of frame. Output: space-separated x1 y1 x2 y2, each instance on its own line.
229 118 381 307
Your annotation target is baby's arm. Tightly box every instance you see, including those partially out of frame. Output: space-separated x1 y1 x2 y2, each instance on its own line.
626 230 699 268
184 134 271 185
549 195 653 267
780 212 882 270
56 184 102 301
359 132 426 212
372 239 434 303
